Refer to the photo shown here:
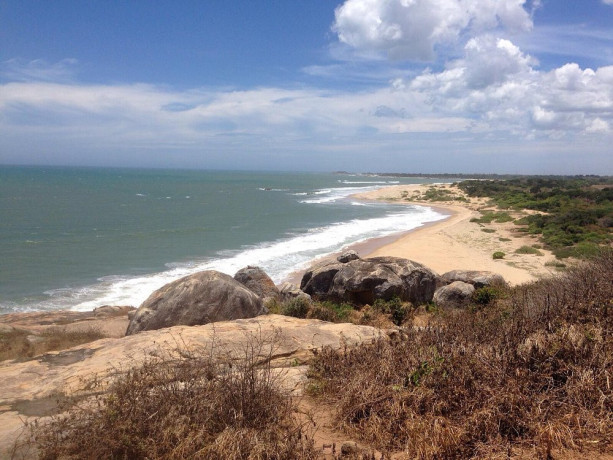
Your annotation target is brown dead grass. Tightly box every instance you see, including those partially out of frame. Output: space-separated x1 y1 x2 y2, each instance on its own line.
308 251 613 459
23 334 318 460
0 327 105 362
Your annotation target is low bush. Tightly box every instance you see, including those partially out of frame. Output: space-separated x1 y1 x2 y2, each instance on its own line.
492 251 505 259
308 301 353 323
280 297 311 319
553 241 604 259
515 245 544 256
472 286 504 305
471 211 514 224
372 297 411 326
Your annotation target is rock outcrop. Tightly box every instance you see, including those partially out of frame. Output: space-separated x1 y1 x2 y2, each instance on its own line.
0 315 386 458
301 256 439 304
433 281 475 309
441 270 507 288
126 271 266 335
234 266 281 303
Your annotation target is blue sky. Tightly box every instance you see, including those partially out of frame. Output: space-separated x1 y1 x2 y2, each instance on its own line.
1 0 612 174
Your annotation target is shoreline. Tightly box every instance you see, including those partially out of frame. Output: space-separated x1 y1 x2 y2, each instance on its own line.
353 184 560 285
287 182 561 287
282 203 454 286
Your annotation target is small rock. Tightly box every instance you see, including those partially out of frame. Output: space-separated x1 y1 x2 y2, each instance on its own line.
278 282 311 302
93 305 135 318
26 334 45 345
337 250 360 263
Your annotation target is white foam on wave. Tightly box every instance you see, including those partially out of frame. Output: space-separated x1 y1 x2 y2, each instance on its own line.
339 180 399 184
299 185 379 204
41 204 447 311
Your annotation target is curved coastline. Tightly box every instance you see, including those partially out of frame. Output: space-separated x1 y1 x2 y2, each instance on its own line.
349 183 560 286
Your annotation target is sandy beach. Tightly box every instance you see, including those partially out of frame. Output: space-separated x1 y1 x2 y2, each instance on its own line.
351 183 562 286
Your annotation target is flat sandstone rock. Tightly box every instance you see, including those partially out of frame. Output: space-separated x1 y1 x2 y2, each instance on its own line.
0 315 386 458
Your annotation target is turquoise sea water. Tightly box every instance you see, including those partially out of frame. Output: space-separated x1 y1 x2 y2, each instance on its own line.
0 166 448 314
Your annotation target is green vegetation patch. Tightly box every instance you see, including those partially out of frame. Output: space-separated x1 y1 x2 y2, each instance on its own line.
515 245 544 256
492 251 505 260
470 211 514 224
460 177 613 258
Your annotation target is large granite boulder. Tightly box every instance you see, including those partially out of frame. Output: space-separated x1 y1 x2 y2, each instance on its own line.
433 281 475 309
126 271 266 335
301 256 439 304
441 270 507 289
234 266 281 303
300 260 344 298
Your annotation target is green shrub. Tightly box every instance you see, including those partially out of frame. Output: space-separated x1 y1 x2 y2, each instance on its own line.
481 228 496 233
472 286 502 305
472 211 514 224
373 297 410 325
492 251 505 260
515 245 544 256
553 241 603 259
499 237 512 242
308 301 353 322
280 298 311 318
545 260 567 270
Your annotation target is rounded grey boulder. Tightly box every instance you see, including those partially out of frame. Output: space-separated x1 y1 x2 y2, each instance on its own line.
234 266 281 303
126 270 266 335
301 256 440 305
433 281 475 309
441 270 507 289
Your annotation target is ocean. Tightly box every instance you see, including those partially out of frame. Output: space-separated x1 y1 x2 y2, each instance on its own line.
0 166 448 314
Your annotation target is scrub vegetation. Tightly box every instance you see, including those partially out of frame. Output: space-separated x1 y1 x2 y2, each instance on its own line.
308 251 613 458
20 252 613 458
458 177 613 259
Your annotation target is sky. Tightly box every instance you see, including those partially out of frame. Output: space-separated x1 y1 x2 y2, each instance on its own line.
1 0 612 174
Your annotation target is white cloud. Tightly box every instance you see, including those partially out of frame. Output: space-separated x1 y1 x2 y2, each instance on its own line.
1 58 78 82
1 29 612 172
603 0 613 5
333 0 532 60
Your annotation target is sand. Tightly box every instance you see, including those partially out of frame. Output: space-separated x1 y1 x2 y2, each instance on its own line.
351 183 562 286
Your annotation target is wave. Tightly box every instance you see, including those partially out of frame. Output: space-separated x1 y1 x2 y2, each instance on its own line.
6 205 447 313
298 185 380 204
338 180 400 184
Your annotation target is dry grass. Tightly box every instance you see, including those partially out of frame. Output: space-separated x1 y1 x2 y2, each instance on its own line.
24 335 318 459
308 251 613 458
0 327 105 362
